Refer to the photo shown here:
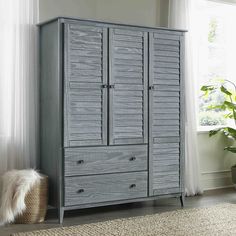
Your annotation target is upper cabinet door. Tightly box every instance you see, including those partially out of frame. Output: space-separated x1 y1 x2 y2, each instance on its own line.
109 28 148 145
149 31 184 196
64 22 108 147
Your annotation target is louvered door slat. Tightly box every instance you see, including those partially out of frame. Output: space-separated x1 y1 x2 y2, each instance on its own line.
64 23 107 147
149 31 183 196
109 28 148 145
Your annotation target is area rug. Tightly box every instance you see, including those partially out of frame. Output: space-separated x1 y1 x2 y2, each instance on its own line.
12 203 236 236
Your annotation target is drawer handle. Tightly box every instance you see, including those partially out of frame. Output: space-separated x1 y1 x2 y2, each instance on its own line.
129 184 136 189
129 156 136 161
77 189 84 193
77 160 84 164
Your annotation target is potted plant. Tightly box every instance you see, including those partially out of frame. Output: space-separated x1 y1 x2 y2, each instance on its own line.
201 79 236 184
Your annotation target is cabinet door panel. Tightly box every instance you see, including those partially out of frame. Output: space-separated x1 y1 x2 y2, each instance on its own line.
109 28 148 145
64 23 107 147
149 31 184 196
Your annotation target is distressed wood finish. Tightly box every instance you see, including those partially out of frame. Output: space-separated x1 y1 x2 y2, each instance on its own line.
149 31 182 196
64 23 108 147
179 35 186 203
40 21 63 210
64 172 148 206
39 17 185 223
109 28 148 145
64 145 147 176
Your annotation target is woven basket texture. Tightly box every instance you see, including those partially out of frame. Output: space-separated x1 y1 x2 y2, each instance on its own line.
15 175 48 224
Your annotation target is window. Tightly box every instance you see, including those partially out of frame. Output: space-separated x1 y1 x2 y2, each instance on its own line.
195 1 236 130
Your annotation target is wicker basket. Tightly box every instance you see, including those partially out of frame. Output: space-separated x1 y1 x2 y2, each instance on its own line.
15 174 48 224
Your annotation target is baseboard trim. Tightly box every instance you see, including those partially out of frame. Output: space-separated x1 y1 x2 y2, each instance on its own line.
203 185 234 191
201 170 231 174
201 170 233 191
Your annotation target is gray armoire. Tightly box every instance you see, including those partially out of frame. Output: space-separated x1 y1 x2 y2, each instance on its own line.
39 17 185 223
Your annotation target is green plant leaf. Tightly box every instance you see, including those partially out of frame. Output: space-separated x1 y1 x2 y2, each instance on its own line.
224 146 236 153
224 113 234 119
227 127 236 139
224 101 236 110
220 85 232 96
209 127 236 140
201 85 215 91
207 104 226 110
217 127 236 139
209 128 222 137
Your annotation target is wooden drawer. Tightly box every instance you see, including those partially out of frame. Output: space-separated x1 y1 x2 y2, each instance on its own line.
64 171 148 206
64 145 147 176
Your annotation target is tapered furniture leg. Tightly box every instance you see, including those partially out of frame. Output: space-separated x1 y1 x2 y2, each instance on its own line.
59 207 64 224
180 194 185 207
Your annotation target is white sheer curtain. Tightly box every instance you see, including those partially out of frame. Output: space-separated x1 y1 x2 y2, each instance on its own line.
169 0 203 196
0 0 39 175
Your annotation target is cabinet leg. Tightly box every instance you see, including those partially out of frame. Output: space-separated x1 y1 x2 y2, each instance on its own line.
180 194 185 207
59 207 64 224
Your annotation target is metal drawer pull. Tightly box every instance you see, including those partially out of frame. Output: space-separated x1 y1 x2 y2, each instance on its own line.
149 85 154 90
109 84 115 89
77 189 84 193
129 184 136 189
129 156 136 161
101 84 108 89
77 160 84 164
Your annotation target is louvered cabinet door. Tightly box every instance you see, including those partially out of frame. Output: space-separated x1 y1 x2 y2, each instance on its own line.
109 28 148 145
149 31 184 196
64 23 108 147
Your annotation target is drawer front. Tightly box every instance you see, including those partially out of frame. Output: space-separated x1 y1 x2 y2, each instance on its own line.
64 171 148 206
64 145 147 176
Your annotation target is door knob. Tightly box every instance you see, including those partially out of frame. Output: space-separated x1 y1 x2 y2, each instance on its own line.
101 84 108 89
149 85 155 90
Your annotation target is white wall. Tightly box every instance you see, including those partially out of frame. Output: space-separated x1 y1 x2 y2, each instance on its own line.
159 0 169 27
39 0 167 27
38 0 236 191
198 132 236 190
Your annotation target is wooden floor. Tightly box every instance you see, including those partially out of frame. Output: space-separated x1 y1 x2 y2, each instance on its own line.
1 188 236 236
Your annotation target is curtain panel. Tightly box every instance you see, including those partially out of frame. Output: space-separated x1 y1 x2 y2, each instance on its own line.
0 0 39 174
168 0 203 196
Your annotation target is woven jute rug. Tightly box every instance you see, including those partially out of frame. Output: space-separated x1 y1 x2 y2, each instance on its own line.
12 203 236 236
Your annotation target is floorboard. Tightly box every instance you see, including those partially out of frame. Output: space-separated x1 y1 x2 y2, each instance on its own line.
1 188 236 236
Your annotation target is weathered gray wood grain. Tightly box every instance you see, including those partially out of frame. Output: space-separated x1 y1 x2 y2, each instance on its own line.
40 21 63 209
154 50 179 57
64 22 108 147
64 145 147 176
64 172 148 206
40 17 185 222
179 35 186 201
153 187 181 195
153 119 179 126
109 28 148 145
155 56 180 63
154 33 180 40
149 30 182 196
154 102 180 108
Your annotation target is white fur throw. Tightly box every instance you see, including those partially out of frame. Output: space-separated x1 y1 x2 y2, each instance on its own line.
0 169 41 225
